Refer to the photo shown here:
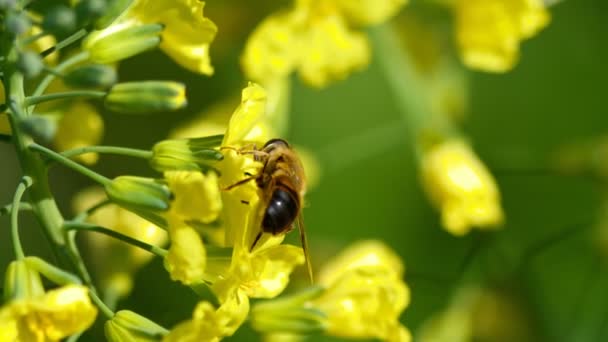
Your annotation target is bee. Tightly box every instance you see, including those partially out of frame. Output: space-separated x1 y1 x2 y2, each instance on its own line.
223 138 313 281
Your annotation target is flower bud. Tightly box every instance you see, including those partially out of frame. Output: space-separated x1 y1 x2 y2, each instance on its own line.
42 6 76 36
64 64 118 89
17 51 44 78
105 176 172 213
84 23 162 64
3 260 44 302
6 12 30 36
105 310 168 342
75 0 107 24
20 114 57 144
251 287 327 335
150 136 223 172
105 81 187 114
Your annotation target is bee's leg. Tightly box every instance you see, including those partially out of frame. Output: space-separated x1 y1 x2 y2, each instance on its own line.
250 231 263 252
221 176 256 191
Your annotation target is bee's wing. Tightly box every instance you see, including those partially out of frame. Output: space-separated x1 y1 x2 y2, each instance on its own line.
296 214 314 283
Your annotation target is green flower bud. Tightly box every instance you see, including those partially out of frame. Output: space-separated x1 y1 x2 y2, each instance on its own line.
42 6 76 36
4 260 45 302
20 115 57 143
64 64 117 88
95 0 133 29
17 51 44 79
105 310 168 342
75 0 107 24
150 136 224 172
0 0 17 10
105 176 172 213
105 81 186 114
6 12 31 36
251 287 328 335
84 23 162 64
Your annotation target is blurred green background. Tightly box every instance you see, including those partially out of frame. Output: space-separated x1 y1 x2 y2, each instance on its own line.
1 0 607 340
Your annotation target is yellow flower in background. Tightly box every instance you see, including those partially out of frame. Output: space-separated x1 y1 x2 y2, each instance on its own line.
312 240 411 342
0 285 97 342
54 101 104 165
73 187 167 298
164 291 249 342
242 0 407 87
455 0 550 72
94 0 217 74
421 139 504 236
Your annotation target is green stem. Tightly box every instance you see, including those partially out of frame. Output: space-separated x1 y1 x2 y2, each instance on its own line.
29 143 111 185
29 51 89 113
73 199 111 223
25 90 106 106
1 202 33 216
64 221 169 258
41 29 88 58
61 145 153 161
90 288 115 319
11 176 32 260
24 256 82 285
370 25 457 154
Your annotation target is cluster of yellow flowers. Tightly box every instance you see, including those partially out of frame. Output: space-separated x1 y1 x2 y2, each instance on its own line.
0 0 556 340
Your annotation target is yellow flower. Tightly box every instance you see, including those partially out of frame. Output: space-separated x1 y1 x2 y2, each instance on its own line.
455 0 550 72
421 139 504 236
73 187 167 298
164 290 249 342
102 0 217 74
242 0 406 87
54 101 104 165
162 171 222 285
0 284 98 342
312 241 411 342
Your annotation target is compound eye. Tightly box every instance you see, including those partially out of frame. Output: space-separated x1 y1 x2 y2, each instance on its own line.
262 188 299 235
263 138 290 151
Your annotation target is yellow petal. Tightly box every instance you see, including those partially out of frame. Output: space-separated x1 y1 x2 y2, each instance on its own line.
223 83 270 147
1 285 98 341
129 0 217 74
298 13 370 88
455 0 550 72
421 139 504 235
317 240 404 286
241 10 300 84
334 0 408 26
165 171 222 224
164 218 207 285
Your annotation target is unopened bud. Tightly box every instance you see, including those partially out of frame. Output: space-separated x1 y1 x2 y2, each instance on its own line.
4 260 45 302
75 0 107 24
17 51 44 78
20 115 57 143
6 13 31 36
64 64 117 88
42 6 76 36
105 81 186 114
105 176 172 212
150 136 224 172
84 23 162 64
105 310 168 342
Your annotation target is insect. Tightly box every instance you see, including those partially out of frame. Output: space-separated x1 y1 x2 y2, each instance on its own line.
223 138 313 282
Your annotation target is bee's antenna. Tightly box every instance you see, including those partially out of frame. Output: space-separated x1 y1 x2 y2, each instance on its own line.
250 231 263 252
